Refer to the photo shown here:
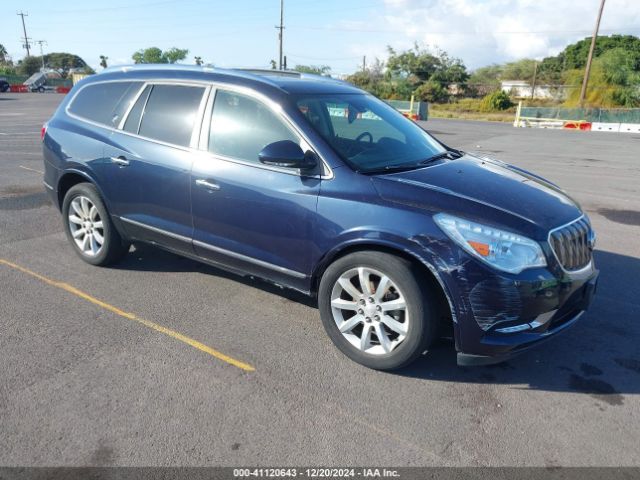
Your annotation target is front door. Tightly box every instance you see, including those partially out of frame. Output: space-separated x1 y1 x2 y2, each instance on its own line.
190 88 321 291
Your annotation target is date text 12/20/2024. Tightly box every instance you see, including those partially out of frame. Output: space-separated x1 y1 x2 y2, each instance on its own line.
233 468 400 478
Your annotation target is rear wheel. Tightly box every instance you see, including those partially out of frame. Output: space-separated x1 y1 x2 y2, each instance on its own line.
62 183 129 266
318 251 437 370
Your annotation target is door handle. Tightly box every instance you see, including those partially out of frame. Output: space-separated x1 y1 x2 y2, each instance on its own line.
195 179 220 191
110 156 130 167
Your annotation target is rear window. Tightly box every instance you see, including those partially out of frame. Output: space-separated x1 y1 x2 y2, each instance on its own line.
137 84 205 147
68 81 142 127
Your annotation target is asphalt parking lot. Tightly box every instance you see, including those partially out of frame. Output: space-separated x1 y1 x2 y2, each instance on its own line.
1 92 639 467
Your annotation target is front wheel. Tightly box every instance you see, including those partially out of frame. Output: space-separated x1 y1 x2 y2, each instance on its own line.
62 183 129 266
318 251 437 370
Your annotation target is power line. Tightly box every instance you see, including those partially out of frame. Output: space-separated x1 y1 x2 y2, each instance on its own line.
286 53 362 61
286 24 640 35
17 11 31 56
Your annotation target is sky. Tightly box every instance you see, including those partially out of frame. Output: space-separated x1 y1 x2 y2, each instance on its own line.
2 0 640 75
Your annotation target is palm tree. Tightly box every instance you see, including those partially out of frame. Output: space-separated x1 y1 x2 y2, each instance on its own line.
0 44 8 64
194 56 203 66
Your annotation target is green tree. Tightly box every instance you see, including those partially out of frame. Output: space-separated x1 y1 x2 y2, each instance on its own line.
500 59 538 82
0 44 9 64
99 55 108 69
537 34 640 84
43 52 90 77
386 43 440 82
194 56 203 66
413 80 448 103
480 90 513 111
18 56 42 76
163 47 188 64
468 64 503 90
269 59 277 70
132 47 188 64
564 48 640 107
293 64 331 76
132 47 165 64
429 50 469 84
386 44 468 86
561 34 640 70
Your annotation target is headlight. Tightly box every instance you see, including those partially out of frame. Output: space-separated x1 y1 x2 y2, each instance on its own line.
434 213 546 274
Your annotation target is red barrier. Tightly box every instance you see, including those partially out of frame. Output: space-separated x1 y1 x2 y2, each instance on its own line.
401 112 421 121
9 84 70 93
562 120 592 131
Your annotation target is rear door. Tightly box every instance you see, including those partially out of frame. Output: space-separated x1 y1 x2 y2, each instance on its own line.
104 82 209 252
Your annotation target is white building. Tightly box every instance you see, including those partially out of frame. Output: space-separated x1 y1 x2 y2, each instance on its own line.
501 80 566 100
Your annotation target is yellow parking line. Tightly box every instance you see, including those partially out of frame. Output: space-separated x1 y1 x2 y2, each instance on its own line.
0 258 255 372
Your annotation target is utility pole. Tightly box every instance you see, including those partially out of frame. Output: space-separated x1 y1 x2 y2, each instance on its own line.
362 55 366 72
36 40 47 69
530 61 538 100
579 0 606 107
17 11 31 56
276 0 284 70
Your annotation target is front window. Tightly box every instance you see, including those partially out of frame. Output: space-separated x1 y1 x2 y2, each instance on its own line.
209 90 299 164
294 94 445 172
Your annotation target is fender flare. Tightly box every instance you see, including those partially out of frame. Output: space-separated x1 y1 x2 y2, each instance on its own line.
311 236 459 328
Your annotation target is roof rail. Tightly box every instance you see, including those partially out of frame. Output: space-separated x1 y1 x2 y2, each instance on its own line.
233 68 302 78
99 64 217 74
234 68 348 86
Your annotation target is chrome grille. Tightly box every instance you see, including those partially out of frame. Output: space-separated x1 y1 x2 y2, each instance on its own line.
549 217 593 271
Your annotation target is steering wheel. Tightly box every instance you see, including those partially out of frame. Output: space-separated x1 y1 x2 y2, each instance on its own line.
355 132 373 144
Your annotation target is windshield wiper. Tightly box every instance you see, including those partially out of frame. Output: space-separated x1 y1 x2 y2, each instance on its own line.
419 149 463 165
360 149 464 174
361 163 425 174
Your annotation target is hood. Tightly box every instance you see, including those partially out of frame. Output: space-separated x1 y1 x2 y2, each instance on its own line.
371 154 583 238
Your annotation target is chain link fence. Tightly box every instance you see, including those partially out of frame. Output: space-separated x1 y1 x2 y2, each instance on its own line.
520 107 640 123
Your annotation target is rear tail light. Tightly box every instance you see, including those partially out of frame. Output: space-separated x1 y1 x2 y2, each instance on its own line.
41 123 47 142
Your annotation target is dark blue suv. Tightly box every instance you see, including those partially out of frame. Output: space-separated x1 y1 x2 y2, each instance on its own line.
42 65 598 370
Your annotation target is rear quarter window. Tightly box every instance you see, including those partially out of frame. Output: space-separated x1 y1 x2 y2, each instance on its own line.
68 81 143 128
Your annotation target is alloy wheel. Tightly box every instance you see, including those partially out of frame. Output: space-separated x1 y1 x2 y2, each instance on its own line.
330 267 409 355
67 195 104 257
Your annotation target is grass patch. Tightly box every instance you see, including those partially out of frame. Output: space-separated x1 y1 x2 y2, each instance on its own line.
428 98 564 122
430 99 515 122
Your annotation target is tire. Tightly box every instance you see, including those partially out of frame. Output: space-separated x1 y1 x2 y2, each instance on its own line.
318 251 437 370
62 182 129 266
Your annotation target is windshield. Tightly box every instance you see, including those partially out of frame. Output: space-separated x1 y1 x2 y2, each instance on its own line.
293 93 446 172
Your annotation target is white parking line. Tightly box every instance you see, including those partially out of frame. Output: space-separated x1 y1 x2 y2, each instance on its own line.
2 152 41 156
0 132 39 136
19 165 44 175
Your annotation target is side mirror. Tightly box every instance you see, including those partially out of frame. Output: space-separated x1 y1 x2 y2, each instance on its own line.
258 140 317 170
347 107 358 124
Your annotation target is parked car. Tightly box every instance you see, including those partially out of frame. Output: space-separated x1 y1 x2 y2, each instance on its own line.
42 65 598 370
0 78 10 93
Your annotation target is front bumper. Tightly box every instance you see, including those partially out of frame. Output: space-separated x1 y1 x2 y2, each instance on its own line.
453 268 598 365
418 236 599 365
